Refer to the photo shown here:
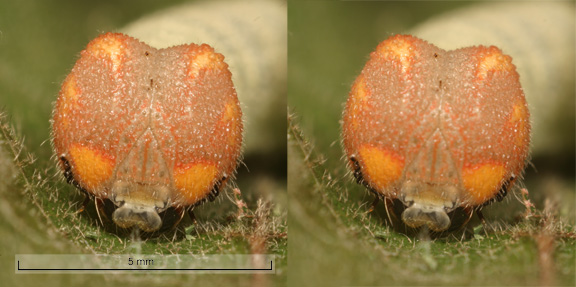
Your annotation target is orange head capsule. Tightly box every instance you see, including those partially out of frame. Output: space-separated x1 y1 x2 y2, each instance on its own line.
342 35 530 232
52 33 243 232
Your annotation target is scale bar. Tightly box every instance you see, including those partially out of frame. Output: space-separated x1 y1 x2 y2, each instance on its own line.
15 254 276 274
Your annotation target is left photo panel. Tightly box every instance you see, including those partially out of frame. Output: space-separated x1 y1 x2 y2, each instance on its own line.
0 0 286 286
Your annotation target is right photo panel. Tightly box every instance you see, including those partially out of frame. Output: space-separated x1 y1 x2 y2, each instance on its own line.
288 1 575 286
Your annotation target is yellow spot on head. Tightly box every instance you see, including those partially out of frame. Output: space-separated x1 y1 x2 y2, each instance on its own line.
173 163 219 205
57 74 81 129
375 35 414 73
477 47 514 79
187 44 227 79
219 99 243 146
68 144 115 194
357 145 404 194
511 103 525 122
63 74 79 100
222 99 241 123
351 75 368 102
508 99 531 149
85 33 127 72
462 163 506 205
347 75 369 131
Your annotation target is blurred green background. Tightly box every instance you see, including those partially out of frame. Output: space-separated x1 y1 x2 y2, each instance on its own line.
0 0 286 286
288 1 574 286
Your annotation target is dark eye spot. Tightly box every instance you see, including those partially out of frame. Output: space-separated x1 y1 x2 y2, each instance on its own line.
208 175 228 201
59 155 88 194
349 156 364 184
59 156 74 183
496 175 516 202
147 79 154 91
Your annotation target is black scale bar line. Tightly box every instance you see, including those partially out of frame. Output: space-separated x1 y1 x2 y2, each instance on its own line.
17 260 273 271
